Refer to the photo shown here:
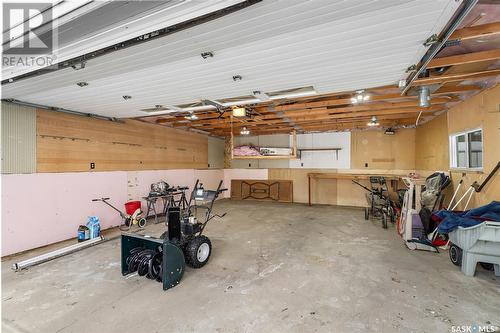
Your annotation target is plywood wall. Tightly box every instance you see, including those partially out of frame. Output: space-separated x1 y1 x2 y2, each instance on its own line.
415 112 449 171
351 129 416 170
37 109 208 172
268 168 408 206
446 85 500 209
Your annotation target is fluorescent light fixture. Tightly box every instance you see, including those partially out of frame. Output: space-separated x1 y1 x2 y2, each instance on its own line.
240 127 250 135
265 86 317 100
268 90 318 100
367 116 379 127
232 107 246 117
253 90 270 102
221 99 260 107
12 236 105 271
181 105 217 112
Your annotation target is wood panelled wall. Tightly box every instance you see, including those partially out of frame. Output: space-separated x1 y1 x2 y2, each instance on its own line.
415 112 449 171
351 129 416 170
37 109 208 172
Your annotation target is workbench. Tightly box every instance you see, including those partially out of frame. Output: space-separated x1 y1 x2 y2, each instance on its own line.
307 172 404 206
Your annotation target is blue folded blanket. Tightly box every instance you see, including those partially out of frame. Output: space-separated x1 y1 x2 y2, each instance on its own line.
436 201 500 234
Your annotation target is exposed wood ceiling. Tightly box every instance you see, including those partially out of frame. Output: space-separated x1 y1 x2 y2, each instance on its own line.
137 3 500 137
3 0 461 117
2 1 498 137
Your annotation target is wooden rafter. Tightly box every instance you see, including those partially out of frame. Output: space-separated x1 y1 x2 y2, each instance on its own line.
427 49 500 69
413 68 500 86
449 22 500 41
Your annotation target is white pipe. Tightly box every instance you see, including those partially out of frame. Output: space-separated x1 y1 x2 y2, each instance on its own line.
12 236 105 271
450 186 474 211
464 189 475 210
447 179 463 210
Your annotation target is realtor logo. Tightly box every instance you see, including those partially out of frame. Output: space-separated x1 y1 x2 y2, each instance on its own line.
3 2 53 55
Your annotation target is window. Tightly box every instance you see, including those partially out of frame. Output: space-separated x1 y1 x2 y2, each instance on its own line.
449 128 483 169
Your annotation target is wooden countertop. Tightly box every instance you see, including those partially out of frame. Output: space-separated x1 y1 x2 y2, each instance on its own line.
307 173 404 181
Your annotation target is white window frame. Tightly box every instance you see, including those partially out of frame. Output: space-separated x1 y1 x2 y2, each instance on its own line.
449 127 483 171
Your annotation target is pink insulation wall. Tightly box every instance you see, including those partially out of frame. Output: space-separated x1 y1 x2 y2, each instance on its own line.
1 169 225 256
1 168 263 256
1 172 128 256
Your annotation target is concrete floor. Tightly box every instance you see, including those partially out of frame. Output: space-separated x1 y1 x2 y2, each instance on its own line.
2 200 499 332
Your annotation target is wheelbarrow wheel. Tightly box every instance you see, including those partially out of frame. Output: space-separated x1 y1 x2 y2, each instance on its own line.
138 218 146 228
449 243 462 266
364 208 369 220
184 235 212 268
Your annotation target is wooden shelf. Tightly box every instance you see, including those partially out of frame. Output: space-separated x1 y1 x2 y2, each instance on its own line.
230 124 297 160
297 148 342 159
232 155 298 160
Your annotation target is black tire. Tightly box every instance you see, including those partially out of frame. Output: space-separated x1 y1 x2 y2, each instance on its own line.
388 206 396 224
479 262 494 271
382 213 388 229
184 236 212 268
138 218 146 228
364 207 369 220
449 243 462 266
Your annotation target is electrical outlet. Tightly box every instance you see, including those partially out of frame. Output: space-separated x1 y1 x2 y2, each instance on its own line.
365 163 368 168
90 162 95 169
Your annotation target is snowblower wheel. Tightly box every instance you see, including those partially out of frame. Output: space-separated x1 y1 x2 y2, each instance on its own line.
364 208 369 220
449 243 462 266
138 218 147 228
184 236 212 268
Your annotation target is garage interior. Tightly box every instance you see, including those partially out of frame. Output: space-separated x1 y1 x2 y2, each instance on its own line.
1 0 500 332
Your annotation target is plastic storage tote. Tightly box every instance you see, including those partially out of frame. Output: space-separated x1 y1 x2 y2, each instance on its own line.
448 221 500 277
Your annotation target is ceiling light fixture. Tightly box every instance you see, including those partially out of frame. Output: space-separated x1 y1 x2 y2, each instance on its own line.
122 95 132 100
232 107 247 117
185 113 198 120
240 127 250 135
367 116 379 127
384 128 395 135
351 90 370 104
76 81 88 87
232 75 242 81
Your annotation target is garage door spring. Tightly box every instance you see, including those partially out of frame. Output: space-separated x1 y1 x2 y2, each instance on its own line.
126 247 163 282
